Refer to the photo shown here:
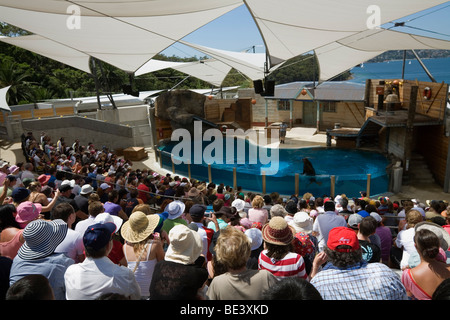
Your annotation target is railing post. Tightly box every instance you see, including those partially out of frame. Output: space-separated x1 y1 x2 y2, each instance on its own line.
262 171 266 194
366 174 371 197
330 175 335 198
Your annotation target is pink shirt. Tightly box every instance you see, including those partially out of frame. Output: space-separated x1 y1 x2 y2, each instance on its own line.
401 268 432 300
0 229 23 260
248 208 268 225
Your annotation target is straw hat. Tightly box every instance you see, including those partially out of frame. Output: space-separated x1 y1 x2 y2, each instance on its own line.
262 216 294 246
165 224 202 265
187 187 200 198
120 211 160 243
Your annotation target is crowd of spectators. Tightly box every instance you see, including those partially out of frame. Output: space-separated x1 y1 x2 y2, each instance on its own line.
0 131 450 300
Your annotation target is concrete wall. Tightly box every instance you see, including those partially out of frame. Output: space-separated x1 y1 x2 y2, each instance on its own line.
21 116 135 151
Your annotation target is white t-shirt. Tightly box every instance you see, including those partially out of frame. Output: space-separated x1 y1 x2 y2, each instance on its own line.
193 222 209 258
395 227 417 269
55 228 85 262
64 256 141 300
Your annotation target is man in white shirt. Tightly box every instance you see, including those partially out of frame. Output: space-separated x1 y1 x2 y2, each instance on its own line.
52 202 85 263
64 222 141 300
189 204 213 260
74 200 104 235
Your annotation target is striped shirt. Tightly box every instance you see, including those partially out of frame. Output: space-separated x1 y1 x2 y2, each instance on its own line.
310 260 407 300
258 250 307 279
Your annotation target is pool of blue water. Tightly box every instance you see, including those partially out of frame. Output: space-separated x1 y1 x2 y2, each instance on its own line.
158 138 389 198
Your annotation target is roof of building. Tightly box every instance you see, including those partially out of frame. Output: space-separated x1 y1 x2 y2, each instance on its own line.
270 81 365 101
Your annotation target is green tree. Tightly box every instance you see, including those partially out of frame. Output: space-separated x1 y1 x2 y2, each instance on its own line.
0 57 34 105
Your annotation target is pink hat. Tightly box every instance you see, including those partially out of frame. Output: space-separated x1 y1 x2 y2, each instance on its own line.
16 201 42 228
8 165 19 174
37 174 50 185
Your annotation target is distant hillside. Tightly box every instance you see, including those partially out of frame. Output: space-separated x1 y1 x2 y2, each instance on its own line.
368 49 450 63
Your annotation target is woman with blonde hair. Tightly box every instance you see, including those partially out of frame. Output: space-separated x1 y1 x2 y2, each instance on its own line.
28 181 49 207
394 209 423 269
206 226 277 300
248 195 268 225
121 211 165 299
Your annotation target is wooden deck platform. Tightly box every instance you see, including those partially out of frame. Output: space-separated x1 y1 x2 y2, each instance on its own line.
369 110 443 127
326 109 444 147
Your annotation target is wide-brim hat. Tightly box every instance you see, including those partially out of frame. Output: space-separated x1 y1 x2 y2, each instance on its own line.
262 216 294 246
8 165 19 174
415 221 450 251
187 187 200 197
120 211 160 243
18 219 68 260
231 199 245 212
289 211 313 234
245 228 263 251
165 224 202 265
167 200 185 220
37 174 50 186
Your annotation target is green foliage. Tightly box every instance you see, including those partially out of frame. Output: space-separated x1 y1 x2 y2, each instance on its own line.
368 49 450 63
267 53 351 83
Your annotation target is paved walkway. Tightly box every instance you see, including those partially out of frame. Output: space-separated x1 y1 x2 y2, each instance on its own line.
2 126 449 203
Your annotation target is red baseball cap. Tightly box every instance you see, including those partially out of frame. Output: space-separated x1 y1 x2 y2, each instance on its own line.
327 227 360 252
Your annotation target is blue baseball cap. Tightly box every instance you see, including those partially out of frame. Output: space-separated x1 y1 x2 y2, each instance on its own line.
83 223 116 251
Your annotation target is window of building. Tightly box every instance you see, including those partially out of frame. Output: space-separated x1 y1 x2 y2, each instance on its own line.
321 101 336 112
277 100 290 111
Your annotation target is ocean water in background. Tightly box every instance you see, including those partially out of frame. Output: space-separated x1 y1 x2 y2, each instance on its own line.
348 57 450 84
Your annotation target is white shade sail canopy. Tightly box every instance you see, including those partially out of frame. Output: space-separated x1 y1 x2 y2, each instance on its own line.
179 41 271 81
135 58 233 87
0 86 11 111
0 35 92 73
1 0 449 87
243 0 449 68
0 0 242 72
316 29 450 81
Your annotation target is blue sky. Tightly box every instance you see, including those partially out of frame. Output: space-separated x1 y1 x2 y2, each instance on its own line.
161 2 450 58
